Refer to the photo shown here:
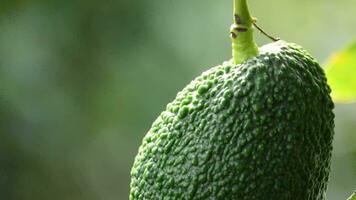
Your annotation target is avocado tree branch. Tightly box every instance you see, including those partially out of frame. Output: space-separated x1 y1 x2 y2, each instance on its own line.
252 20 280 42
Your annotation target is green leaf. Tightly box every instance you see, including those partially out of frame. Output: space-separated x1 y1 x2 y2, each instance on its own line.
325 42 356 103
347 191 356 200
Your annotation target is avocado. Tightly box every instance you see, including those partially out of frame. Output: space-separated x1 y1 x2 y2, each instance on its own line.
129 41 334 200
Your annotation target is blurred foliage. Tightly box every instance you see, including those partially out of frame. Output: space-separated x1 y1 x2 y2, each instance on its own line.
347 191 356 200
325 42 356 103
0 0 355 199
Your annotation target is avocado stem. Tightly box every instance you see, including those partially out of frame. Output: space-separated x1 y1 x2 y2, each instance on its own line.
231 0 259 65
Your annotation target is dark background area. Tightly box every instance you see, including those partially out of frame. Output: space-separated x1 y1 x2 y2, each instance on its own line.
0 0 355 199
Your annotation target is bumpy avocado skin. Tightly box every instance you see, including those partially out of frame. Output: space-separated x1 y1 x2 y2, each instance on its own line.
130 41 334 200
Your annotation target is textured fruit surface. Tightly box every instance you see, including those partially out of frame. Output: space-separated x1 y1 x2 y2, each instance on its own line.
130 41 335 200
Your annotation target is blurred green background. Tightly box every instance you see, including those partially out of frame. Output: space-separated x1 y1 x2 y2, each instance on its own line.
0 0 355 199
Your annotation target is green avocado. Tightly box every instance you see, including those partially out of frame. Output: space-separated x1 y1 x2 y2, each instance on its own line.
130 40 334 200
